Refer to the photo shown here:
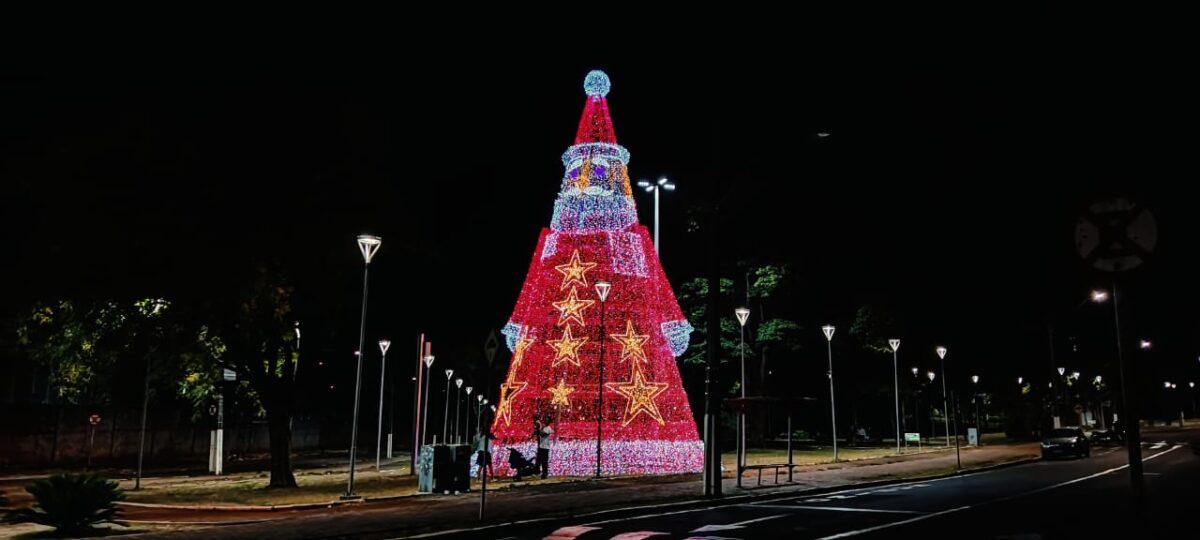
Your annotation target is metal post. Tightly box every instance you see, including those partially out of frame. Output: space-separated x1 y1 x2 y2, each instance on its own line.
827 339 838 462
653 186 660 253
135 352 151 490
454 383 462 444
940 356 950 447
892 346 900 455
1111 279 1143 511
344 264 370 499
952 391 961 470
786 414 793 483
596 300 606 478
738 321 746 487
443 376 452 444
411 334 424 475
375 349 387 471
215 391 224 475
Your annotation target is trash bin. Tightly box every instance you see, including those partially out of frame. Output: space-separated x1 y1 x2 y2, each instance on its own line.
432 444 471 493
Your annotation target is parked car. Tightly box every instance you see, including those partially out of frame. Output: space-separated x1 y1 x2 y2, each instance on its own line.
1042 427 1091 459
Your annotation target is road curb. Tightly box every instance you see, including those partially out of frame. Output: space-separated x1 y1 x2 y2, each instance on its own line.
118 498 364 511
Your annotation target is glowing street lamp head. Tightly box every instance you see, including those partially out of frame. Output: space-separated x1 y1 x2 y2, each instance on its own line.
356 234 382 264
1139 340 1152 350
1072 371 1081 380
1164 381 1172 389
889 339 901 352
444 368 454 380
1172 383 1178 389
489 404 496 413
378 339 391 356
822 325 836 342
423 355 435 368
1190 382 1195 388
971 375 979 384
483 398 489 405
455 378 463 388
294 321 301 340
927 370 936 382
595 281 612 303
465 386 473 395
735 307 751 327
637 179 651 188
1090 290 1109 303
1057 367 1066 376
1017 377 1024 385
1094 375 1103 384
477 394 484 403
911 367 920 377
662 182 676 191
936 346 947 360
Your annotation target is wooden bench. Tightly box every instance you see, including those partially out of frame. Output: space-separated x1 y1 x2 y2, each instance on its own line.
741 463 799 486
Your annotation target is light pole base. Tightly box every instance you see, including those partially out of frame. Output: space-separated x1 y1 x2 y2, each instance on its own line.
339 494 363 502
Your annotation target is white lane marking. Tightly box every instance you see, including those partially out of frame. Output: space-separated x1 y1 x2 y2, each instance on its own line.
610 532 667 540
1150 441 1167 449
691 514 785 532
814 444 1183 540
543 525 600 539
758 504 925 515
684 537 743 540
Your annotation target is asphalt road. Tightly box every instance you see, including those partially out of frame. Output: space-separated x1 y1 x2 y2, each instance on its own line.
404 428 1198 540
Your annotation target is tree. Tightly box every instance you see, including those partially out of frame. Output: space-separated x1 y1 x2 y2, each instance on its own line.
16 300 130 406
210 266 300 488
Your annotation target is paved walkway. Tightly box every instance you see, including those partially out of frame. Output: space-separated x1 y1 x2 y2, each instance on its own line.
113 442 1037 539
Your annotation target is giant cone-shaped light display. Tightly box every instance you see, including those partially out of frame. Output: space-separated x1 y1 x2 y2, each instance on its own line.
491 70 701 476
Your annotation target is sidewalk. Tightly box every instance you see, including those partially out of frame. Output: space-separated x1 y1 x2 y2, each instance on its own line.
109 441 1037 539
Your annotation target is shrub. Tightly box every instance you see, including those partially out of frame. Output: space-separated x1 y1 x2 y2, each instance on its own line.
3 474 125 535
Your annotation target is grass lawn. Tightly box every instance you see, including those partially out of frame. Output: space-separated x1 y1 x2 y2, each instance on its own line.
122 469 420 506
722 446 950 468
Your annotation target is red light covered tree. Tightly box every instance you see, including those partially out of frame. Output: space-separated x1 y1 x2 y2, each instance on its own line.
490 71 701 476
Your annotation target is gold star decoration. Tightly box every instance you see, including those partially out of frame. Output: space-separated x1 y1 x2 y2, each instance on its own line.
510 331 535 372
496 379 528 427
546 379 576 407
546 325 589 368
554 249 598 290
551 286 595 327
609 320 650 364
606 366 668 426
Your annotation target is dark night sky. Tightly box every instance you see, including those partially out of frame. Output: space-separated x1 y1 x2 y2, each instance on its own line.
2 41 1196 412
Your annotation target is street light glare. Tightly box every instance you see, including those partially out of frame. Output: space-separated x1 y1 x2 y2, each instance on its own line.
378 339 391 355
1057 367 1065 376
657 177 668 186
735 307 751 327
637 179 651 188
1139 340 1152 350
912 367 919 376
1090 290 1109 302
936 346 947 360
927 371 936 381
1017 377 1023 385
423 355 435 367
971 375 979 384
662 183 676 191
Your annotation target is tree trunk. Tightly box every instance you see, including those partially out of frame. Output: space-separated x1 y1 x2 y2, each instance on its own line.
267 406 297 488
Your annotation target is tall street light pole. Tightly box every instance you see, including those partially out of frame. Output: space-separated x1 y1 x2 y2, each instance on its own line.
971 375 981 439
636 177 676 253
344 234 381 500
375 339 391 471
735 307 750 485
823 325 838 462
594 280 611 478
454 378 464 443
465 386 473 442
421 355 435 446
937 346 950 447
889 339 901 455
442 369 454 444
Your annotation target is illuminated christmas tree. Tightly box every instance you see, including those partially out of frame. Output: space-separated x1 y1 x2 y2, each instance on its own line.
490 70 702 476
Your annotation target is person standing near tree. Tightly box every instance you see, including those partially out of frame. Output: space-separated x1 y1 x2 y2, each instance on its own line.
536 415 554 479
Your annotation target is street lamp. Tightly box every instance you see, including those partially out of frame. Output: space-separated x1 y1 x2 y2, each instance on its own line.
636 177 675 253
465 386 473 443
421 355 435 446
375 339 391 471
1072 371 1081 380
971 375 981 433
912 367 919 377
1091 290 1109 303
1140 340 1152 350
453 378 464 443
889 339 901 455
736 307 751 481
1018 377 1023 385
936 346 949 447
823 325 838 462
595 280 611 478
345 234 381 499
443 369 454 444
1057 367 1065 376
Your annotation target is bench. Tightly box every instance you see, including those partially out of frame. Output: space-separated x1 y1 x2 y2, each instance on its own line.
740 463 799 486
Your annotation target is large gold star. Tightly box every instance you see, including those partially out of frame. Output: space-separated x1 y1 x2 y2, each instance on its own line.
551 286 595 327
546 325 589 368
606 366 668 426
554 249 598 290
496 379 527 427
610 320 650 364
546 379 576 407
